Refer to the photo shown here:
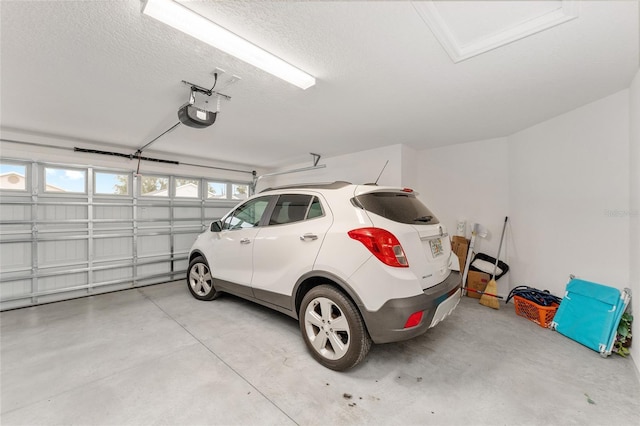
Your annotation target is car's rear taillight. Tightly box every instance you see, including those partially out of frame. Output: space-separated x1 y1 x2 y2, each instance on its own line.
348 227 409 267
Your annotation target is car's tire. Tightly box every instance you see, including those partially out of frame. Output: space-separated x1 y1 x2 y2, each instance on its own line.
299 285 372 371
187 256 219 301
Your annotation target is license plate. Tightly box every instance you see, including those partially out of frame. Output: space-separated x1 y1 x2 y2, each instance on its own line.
429 238 444 257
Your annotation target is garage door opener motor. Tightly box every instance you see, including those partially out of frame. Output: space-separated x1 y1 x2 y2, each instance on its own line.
178 85 217 128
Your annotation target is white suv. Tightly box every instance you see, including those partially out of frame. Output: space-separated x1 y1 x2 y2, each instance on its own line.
187 182 461 370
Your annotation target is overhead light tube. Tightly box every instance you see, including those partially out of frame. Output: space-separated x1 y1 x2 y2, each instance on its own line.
141 0 316 90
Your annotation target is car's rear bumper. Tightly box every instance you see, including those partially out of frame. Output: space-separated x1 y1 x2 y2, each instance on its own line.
361 271 461 344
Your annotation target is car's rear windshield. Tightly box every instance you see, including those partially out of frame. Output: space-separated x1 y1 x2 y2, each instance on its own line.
353 192 439 225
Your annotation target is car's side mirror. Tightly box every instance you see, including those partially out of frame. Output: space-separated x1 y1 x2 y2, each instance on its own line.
210 220 222 232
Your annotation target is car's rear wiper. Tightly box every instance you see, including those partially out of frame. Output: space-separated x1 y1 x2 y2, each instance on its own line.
414 216 433 222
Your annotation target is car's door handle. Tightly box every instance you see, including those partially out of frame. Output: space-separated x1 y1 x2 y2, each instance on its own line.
240 238 251 244
300 233 318 241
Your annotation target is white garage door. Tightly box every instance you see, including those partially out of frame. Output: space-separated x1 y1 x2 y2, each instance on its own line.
0 160 248 310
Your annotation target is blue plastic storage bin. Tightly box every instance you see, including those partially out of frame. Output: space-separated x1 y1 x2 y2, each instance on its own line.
550 278 631 357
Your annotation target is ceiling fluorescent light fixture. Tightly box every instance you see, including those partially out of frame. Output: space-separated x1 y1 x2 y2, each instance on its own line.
142 0 316 89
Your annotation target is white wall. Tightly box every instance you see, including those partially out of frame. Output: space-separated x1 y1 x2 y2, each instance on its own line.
418 138 511 293
508 90 630 298
295 89 631 304
629 68 640 369
256 144 404 191
416 87 635 369
400 144 420 189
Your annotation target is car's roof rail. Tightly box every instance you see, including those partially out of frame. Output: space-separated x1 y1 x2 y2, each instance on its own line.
259 181 352 193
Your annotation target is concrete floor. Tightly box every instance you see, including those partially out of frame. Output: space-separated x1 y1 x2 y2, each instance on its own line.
1 280 639 426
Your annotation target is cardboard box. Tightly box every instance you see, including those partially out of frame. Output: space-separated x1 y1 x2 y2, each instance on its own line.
450 236 469 272
466 270 490 299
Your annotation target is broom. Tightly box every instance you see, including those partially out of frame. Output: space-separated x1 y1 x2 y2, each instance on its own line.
461 224 478 296
467 288 504 299
479 216 508 310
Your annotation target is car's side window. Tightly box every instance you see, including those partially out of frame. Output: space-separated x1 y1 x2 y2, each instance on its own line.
222 197 270 230
307 196 324 219
268 194 315 225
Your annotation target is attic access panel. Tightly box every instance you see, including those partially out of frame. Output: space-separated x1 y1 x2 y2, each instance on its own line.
413 0 579 62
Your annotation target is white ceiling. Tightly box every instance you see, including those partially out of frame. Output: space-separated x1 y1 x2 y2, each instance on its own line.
1 1 638 169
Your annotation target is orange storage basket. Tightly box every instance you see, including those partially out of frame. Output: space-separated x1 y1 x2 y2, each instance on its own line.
513 295 559 328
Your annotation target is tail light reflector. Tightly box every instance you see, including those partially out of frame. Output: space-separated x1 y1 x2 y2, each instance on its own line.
404 311 424 328
348 227 409 267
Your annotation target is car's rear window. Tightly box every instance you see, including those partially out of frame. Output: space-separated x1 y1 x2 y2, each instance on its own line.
353 192 439 225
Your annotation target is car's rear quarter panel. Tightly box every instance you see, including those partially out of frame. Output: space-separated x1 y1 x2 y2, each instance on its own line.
311 188 373 286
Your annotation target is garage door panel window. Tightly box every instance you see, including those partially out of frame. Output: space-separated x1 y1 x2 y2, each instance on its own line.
95 172 130 196
207 182 251 201
44 167 86 193
175 178 199 198
207 181 227 199
140 176 169 197
0 162 28 191
232 184 249 200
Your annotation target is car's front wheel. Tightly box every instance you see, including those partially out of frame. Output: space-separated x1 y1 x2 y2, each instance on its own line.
299 285 371 371
187 256 219 301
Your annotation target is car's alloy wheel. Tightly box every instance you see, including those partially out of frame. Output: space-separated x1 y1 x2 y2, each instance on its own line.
187 256 219 300
300 285 371 371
